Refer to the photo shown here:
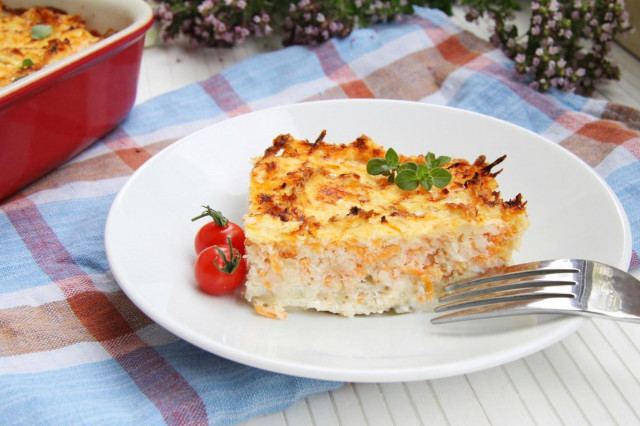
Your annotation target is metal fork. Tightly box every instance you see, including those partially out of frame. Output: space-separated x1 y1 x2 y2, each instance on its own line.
431 259 640 324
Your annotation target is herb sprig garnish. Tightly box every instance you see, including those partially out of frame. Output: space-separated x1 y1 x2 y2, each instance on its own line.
367 148 452 191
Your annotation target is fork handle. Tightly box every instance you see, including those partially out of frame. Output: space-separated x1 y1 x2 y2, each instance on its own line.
584 262 640 322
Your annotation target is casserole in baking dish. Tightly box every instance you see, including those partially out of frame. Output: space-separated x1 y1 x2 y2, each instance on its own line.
0 0 153 201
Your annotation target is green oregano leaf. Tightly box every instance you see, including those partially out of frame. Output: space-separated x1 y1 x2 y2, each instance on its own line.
430 167 453 188
395 169 420 190
20 58 34 70
31 24 53 40
366 158 389 176
384 147 399 166
433 155 451 168
398 162 417 173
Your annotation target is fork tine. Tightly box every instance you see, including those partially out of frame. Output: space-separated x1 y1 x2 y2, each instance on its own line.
443 259 580 293
439 270 579 302
434 284 576 313
431 296 580 324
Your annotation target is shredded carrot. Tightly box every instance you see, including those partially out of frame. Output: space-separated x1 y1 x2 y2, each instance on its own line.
269 255 282 273
364 245 400 263
420 274 433 297
253 303 286 320
383 222 402 233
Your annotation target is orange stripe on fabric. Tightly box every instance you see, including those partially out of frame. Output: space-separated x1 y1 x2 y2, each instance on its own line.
577 120 638 145
314 41 375 98
114 147 152 170
66 287 136 341
103 127 152 171
341 79 375 98
436 35 480 66
0 299 95 356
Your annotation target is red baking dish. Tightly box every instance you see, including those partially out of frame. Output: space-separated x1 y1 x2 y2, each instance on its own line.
0 0 153 201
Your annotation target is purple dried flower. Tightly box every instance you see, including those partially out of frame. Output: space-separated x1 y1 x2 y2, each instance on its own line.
197 0 213 12
153 0 633 94
465 0 634 94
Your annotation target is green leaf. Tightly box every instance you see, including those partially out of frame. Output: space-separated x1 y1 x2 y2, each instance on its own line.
366 158 388 176
425 152 451 168
398 162 417 173
425 152 436 165
395 170 419 191
419 176 434 191
20 58 33 70
31 24 53 40
431 168 452 188
434 155 451 167
385 148 399 167
415 164 430 179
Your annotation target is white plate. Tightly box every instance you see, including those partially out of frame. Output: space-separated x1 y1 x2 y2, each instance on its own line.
105 99 632 383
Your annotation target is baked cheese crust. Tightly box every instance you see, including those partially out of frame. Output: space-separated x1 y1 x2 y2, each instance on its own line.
0 1 103 88
243 132 529 318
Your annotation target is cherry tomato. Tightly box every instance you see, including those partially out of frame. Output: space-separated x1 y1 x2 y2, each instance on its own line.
194 243 246 295
194 221 245 255
192 205 245 255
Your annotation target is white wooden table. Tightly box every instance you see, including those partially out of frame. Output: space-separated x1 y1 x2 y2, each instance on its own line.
135 11 640 426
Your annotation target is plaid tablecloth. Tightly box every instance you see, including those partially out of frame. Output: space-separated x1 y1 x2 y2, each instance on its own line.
2 6 639 425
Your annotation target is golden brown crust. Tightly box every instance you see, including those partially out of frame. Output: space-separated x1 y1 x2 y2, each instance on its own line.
246 132 526 242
